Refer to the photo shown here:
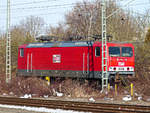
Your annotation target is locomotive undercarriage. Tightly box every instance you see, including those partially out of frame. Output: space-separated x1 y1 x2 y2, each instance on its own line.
17 69 134 77
17 69 134 86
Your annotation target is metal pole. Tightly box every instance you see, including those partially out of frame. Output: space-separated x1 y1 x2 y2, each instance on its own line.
101 0 108 91
100 0 136 91
6 0 11 83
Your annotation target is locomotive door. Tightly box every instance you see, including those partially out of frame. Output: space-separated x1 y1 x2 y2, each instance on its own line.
94 46 102 77
27 52 33 73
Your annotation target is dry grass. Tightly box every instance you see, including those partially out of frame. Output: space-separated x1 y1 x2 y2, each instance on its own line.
0 76 52 97
0 74 150 102
0 76 103 98
49 79 101 98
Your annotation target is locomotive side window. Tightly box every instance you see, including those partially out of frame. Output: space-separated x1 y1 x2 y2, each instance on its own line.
95 47 100 57
122 47 133 57
20 48 24 57
109 47 120 57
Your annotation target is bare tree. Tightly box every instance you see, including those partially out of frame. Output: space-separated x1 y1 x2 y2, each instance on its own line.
20 16 45 38
46 23 67 41
0 16 45 75
47 0 141 41
145 28 150 43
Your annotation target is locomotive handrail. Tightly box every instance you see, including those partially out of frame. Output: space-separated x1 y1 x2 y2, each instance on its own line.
27 53 29 72
31 53 33 72
87 53 89 74
83 53 85 74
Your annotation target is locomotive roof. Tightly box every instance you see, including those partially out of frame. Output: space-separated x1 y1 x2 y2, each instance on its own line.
26 41 93 48
19 41 134 48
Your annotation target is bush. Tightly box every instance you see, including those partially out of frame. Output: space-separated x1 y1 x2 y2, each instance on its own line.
135 43 150 81
7 77 52 97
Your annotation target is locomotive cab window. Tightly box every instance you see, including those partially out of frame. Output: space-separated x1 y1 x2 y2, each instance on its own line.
122 47 133 57
95 47 100 57
20 48 24 57
109 47 120 57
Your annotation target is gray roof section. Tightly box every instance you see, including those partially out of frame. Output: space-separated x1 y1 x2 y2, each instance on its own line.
27 41 93 48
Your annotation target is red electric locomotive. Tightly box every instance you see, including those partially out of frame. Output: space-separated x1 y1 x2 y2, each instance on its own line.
17 41 135 80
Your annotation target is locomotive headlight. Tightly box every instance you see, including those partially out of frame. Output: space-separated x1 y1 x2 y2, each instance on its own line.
127 67 134 71
130 67 134 71
109 67 134 71
109 67 117 71
109 67 113 71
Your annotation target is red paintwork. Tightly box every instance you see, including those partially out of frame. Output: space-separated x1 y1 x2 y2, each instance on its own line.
18 41 135 73
107 43 134 72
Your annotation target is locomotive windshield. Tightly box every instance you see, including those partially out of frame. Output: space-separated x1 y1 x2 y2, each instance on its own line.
109 47 120 57
122 47 133 57
109 47 133 57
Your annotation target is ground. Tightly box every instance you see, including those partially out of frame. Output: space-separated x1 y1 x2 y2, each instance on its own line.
0 76 150 106
0 107 41 113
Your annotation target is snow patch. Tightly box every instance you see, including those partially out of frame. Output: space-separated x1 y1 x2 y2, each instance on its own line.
43 95 49 98
0 104 90 113
9 92 14 95
20 94 32 98
138 96 142 101
122 95 132 101
89 97 95 102
56 92 63 97
3 93 7 96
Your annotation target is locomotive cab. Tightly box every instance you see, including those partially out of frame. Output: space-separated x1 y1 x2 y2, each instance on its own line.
107 43 135 77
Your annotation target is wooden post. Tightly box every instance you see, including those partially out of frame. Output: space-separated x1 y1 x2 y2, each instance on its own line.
45 76 50 85
115 84 117 96
108 83 110 92
131 83 133 97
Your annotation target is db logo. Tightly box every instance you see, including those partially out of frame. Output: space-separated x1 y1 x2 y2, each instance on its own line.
118 62 124 66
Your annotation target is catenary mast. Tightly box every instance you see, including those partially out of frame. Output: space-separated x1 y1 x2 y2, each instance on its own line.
6 0 11 83
101 0 136 90
101 0 108 90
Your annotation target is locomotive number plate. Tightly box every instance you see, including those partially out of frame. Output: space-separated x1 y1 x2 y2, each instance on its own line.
118 67 124 71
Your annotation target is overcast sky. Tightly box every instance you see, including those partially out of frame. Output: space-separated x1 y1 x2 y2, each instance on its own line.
0 0 150 32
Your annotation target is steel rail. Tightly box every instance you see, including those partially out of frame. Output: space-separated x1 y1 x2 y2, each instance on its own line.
0 97 149 113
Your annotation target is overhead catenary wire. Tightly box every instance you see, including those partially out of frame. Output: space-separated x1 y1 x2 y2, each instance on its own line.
1 0 146 16
0 9 146 27
0 11 67 20
0 0 110 11
0 1 148 22
1 0 150 31
1 0 145 16
1 0 107 8
0 0 60 7
1 0 130 8
0 2 90 11
106 0 137 19
1 0 148 15
1 0 149 12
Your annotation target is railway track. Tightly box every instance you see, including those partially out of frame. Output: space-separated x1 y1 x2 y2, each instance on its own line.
0 97 149 113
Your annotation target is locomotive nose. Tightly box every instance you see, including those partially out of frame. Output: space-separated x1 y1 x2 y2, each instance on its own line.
109 66 134 71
